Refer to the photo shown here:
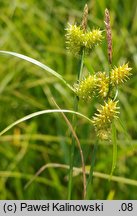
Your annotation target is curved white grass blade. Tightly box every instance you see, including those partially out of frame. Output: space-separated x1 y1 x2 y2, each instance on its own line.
24 163 137 188
0 50 74 92
0 109 92 136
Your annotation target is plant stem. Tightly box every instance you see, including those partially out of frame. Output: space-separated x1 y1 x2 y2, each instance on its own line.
106 63 112 99
110 121 117 178
68 50 85 199
77 50 85 80
85 140 98 199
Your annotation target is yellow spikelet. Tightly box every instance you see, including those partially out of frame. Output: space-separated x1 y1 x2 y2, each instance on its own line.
92 100 120 139
65 24 103 55
75 75 96 101
110 63 132 86
96 72 109 98
65 24 84 55
96 129 111 140
84 29 103 51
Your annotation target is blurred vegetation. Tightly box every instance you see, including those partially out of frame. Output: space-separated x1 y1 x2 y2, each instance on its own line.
0 0 137 199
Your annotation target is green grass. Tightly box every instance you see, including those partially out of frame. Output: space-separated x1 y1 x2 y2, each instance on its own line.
0 0 137 199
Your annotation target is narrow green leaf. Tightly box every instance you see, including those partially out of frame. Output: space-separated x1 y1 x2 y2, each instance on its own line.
110 122 117 178
0 109 93 136
86 141 98 199
0 50 74 92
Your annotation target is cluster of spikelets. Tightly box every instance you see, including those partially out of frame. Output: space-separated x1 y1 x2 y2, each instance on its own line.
92 100 120 140
75 63 132 101
74 63 132 139
110 63 132 85
96 72 109 98
65 23 103 55
65 8 132 140
74 75 96 101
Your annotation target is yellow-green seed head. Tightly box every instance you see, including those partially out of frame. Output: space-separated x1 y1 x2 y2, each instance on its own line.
65 24 103 55
83 29 103 51
92 100 120 139
96 129 111 140
65 24 84 55
110 63 132 86
75 75 96 101
96 72 109 98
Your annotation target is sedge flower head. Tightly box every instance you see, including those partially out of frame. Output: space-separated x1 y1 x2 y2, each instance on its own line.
96 129 111 140
75 75 96 101
96 72 109 98
92 100 120 139
83 29 103 51
110 63 132 86
65 24 103 56
65 24 84 56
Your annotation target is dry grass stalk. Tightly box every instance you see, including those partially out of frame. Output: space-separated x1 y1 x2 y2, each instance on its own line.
104 8 112 64
81 4 88 32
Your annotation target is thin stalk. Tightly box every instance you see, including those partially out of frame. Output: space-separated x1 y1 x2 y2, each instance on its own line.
52 98 86 199
68 49 85 199
105 8 113 100
107 63 112 99
110 121 117 178
85 140 98 199
77 50 85 80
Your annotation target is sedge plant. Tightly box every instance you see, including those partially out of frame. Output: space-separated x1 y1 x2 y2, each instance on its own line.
0 5 133 199
65 6 132 198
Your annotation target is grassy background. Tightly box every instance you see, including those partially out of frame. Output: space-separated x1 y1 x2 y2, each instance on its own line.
0 0 137 199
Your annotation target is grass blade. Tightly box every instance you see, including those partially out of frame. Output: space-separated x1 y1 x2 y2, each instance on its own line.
85 141 98 199
110 122 117 178
24 163 137 189
52 98 86 199
0 109 93 136
0 50 74 92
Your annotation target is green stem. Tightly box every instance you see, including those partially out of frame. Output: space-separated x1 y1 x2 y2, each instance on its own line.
78 50 85 80
68 50 85 199
107 63 119 101
107 63 112 99
110 121 117 178
85 140 98 199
